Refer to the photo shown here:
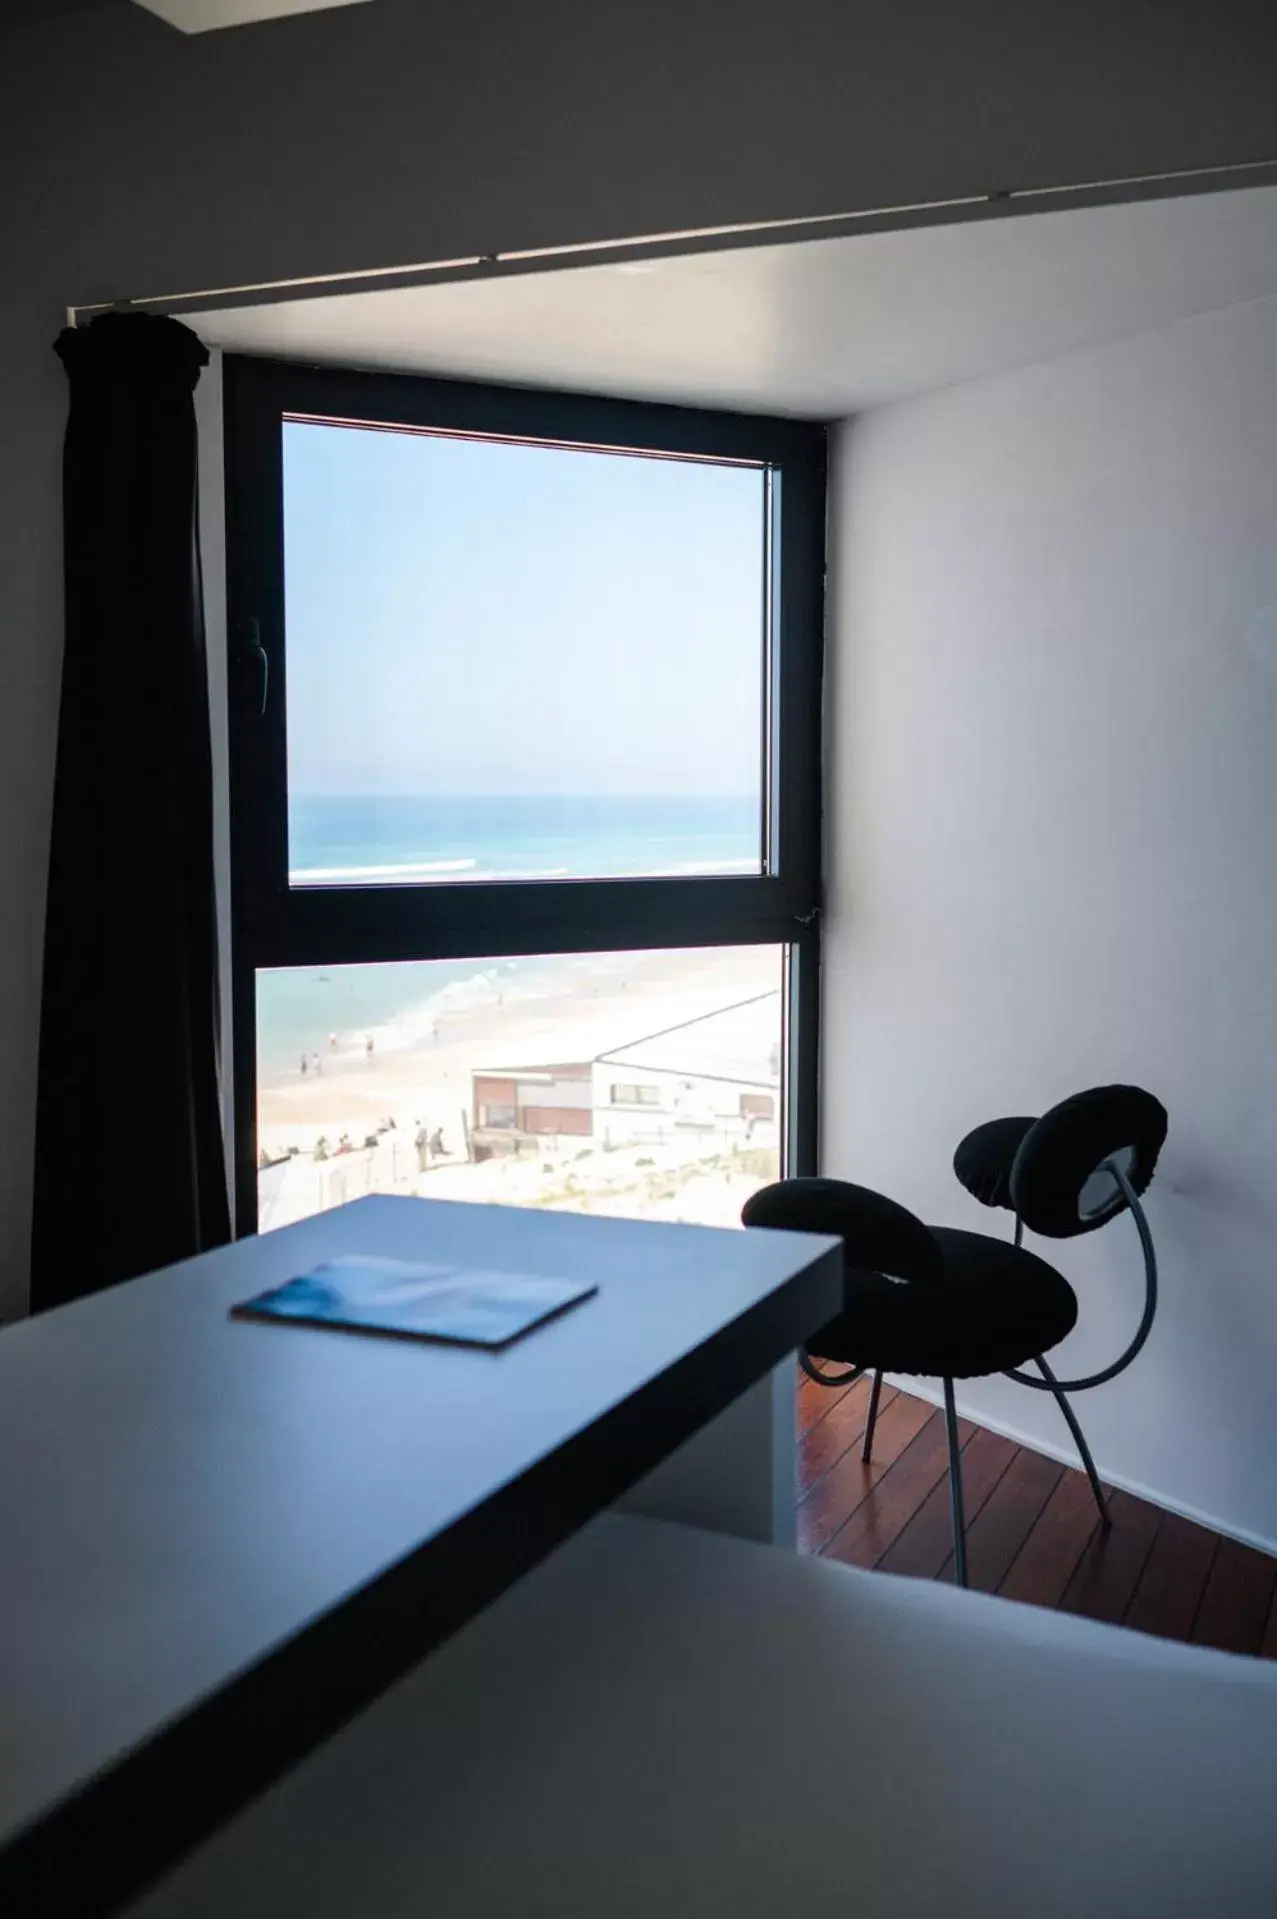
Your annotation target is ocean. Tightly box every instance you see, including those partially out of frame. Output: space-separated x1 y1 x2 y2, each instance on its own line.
288 793 760 886
259 795 760 1079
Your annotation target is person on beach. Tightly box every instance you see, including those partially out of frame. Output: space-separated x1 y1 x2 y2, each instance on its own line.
365 1033 375 1062
415 1122 429 1172
300 1055 308 1076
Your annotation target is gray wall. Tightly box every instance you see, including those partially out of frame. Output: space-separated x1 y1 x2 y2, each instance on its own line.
825 290 1277 1549
3 0 1277 1314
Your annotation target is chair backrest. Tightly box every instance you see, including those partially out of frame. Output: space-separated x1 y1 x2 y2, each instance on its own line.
954 1085 1167 1239
741 1177 944 1284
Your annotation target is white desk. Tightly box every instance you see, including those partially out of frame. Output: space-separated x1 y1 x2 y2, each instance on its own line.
0 1195 840 1914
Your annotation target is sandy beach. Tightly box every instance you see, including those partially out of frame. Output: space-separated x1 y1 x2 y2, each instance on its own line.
257 946 782 1232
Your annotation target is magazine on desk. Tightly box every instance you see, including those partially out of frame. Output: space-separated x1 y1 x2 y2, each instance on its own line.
232 1254 597 1350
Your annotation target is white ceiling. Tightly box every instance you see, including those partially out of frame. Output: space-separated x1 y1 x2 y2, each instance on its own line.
192 184 1277 419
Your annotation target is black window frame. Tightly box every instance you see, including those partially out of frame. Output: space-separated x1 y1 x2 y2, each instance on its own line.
223 354 826 1233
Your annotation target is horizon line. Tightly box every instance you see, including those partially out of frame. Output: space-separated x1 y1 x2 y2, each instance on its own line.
288 790 761 802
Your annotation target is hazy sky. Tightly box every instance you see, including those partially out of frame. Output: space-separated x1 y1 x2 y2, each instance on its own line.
283 420 765 798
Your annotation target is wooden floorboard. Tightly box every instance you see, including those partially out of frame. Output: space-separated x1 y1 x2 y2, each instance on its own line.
1190 1537 1277 1656
1121 1510 1217 1641
998 1465 1100 1609
876 1425 1017 1581
1058 1488 1162 1626
1262 1585 1277 1659
825 1409 975 1568
939 1443 1063 1591
798 1384 932 1554
798 1375 897 1490
797 1372 850 1436
799 1373 1277 1659
797 1370 865 1436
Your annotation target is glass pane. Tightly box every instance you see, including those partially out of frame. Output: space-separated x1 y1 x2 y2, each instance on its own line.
256 946 784 1232
283 420 766 885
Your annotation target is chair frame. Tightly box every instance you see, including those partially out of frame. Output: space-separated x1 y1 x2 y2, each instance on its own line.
801 1156 1159 1586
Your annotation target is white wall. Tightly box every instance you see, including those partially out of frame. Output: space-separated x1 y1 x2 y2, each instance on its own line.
825 291 1277 1549
3 1 1277 1316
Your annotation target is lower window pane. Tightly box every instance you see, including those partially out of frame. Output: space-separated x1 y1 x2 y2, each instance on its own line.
256 946 785 1232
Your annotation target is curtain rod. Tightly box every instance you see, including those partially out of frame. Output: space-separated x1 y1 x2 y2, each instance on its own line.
66 154 1277 327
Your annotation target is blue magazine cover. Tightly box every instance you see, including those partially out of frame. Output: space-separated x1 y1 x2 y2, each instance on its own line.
233 1254 596 1350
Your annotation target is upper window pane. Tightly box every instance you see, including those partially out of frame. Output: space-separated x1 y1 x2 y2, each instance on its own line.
283 420 767 887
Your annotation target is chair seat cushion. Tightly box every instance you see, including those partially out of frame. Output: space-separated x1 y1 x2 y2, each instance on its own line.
953 1114 1036 1210
807 1227 1078 1378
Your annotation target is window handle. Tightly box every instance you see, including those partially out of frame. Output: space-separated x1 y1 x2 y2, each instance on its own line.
246 618 269 717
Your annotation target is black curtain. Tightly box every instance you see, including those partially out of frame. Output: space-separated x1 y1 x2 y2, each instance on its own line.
31 312 231 1312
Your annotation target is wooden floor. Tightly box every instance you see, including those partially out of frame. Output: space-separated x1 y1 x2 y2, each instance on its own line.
798 1370 1277 1658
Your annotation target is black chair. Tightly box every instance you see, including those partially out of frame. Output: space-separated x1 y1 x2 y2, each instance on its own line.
741 1084 1166 1586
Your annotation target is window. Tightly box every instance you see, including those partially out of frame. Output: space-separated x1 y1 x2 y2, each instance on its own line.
611 1084 662 1107
226 359 825 1232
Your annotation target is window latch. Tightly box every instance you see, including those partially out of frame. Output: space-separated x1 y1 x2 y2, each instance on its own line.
245 618 269 718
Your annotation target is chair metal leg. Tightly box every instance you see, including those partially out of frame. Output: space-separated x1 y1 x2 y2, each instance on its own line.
943 1377 968 1587
1034 1354 1110 1530
861 1369 884 1461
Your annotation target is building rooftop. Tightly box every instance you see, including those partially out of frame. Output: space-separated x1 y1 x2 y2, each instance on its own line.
472 991 780 1089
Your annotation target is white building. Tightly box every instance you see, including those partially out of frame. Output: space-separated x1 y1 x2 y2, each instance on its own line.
471 991 780 1158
